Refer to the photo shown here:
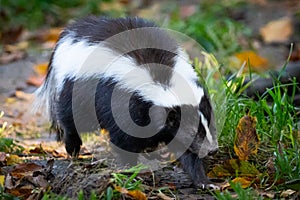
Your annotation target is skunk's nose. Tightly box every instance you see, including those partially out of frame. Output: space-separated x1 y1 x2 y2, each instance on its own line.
208 148 218 156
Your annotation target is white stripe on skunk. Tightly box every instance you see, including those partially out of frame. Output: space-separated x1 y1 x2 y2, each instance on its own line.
46 35 203 109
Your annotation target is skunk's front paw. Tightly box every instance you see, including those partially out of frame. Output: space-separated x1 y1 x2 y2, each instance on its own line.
196 182 220 190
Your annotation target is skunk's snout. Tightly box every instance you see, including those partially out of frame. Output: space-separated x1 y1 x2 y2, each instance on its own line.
208 148 218 156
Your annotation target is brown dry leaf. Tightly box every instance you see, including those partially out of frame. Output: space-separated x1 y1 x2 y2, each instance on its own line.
15 90 33 101
10 163 43 179
0 51 26 64
230 51 269 72
26 75 45 87
6 185 33 199
260 17 293 43
4 162 52 198
234 114 260 161
115 185 147 200
29 146 66 158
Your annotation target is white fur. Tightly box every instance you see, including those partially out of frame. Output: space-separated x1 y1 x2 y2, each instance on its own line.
200 112 212 144
49 35 203 107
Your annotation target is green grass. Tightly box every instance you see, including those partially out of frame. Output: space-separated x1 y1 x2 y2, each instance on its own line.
0 111 24 153
0 0 121 33
169 0 251 67
197 55 300 197
102 164 147 200
213 182 263 200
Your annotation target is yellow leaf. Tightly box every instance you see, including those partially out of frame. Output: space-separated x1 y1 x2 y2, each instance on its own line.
114 185 147 200
5 97 17 104
221 177 253 190
100 128 109 135
260 17 293 43
114 185 128 194
45 28 62 43
6 154 22 165
232 177 252 188
230 51 269 72
127 190 147 200
4 41 29 52
0 175 4 187
234 114 260 161
33 62 48 76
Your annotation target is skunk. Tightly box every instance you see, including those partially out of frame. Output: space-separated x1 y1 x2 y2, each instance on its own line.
35 16 218 188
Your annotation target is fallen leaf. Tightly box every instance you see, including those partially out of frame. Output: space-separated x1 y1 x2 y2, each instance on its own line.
100 128 109 135
114 185 147 200
6 154 22 165
127 190 147 200
207 159 260 178
26 75 46 87
0 153 21 166
0 51 26 64
280 189 296 198
157 191 174 200
231 177 252 188
44 28 62 43
234 114 260 161
10 163 43 179
5 97 17 104
221 178 252 190
4 41 29 52
6 185 33 199
33 62 48 76
229 51 269 72
15 90 33 101
260 17 293 43
5 161 54 198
